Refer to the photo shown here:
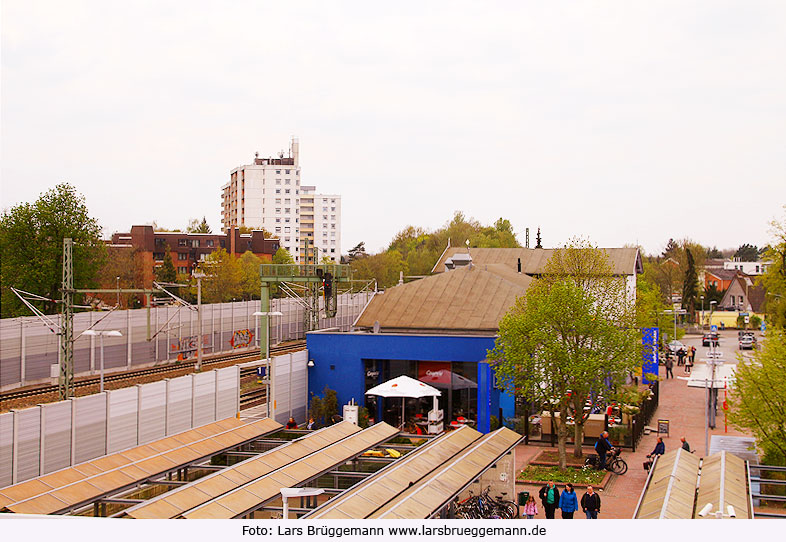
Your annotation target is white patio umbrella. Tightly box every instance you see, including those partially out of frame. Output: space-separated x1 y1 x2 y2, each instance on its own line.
366 375 441 429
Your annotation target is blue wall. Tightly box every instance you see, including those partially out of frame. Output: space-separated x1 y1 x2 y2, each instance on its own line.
305 331 513 432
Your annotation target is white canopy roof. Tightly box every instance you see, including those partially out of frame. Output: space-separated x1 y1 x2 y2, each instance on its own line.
366 375 441 398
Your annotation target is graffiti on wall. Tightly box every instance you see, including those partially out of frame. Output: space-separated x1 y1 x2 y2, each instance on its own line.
230 329 254 349
171 335 208 361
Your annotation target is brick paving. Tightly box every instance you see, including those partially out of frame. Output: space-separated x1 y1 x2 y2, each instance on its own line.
513 330 756 519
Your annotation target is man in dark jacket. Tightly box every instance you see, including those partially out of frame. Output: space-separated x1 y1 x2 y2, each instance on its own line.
595 431 613 470
581 486 601 519
643 437 666 470
538 481 560 519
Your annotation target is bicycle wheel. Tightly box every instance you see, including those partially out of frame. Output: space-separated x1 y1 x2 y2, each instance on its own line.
610 458 628 475
502 501 518 519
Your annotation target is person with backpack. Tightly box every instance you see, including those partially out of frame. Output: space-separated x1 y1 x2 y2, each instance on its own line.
538 481 560 519
559 483 578 519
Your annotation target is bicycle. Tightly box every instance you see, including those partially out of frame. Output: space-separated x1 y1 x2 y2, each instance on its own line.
584 447 628 475
455 486 518 519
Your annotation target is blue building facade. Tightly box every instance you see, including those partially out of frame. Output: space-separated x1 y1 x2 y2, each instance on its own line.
305 331 515 433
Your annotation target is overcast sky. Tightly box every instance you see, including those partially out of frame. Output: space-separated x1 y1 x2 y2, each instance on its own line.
2 1 785 256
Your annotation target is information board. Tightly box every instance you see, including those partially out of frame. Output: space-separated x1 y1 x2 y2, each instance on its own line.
658 419 670 436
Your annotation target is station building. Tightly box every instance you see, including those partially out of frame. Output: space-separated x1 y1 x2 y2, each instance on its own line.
306 246 642 433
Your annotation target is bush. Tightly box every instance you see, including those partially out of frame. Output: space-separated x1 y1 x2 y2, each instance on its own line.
519 465 606 485
751 315 762 329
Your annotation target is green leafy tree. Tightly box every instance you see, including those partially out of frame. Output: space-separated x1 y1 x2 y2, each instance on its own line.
187 216 212 234
728 329 786 464
197 248 242 303
734 243 760 262
0 183 105 317
346 241 367 263
682 249 699 322
239 251 263 300
759 207 786 329
491 242 640 468
155 243 177 283
272 247 295 265
706 246 724 259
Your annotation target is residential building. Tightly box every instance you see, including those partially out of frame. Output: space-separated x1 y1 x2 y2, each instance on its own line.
723 259 771 275
221 138 341 262
110 225 279 287
718 275 766 313
302 185 341 262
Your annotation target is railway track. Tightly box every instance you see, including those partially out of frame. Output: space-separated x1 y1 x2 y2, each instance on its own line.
0 340 306 405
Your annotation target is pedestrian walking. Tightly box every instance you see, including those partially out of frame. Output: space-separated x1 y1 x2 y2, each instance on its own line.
690 346 696 364
685 355 693 374
581 486 601 519
665 357 674 379
538 481 560 519
522 494 538 519
676 348 685 366
559 483 578 519
680 436 691 452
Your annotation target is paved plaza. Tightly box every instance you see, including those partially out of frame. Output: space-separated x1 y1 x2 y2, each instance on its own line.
514 329 758 519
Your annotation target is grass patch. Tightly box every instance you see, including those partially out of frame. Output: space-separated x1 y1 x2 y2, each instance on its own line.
519 465 606 485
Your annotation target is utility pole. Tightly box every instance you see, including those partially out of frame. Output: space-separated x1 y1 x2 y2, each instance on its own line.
60 238 75 400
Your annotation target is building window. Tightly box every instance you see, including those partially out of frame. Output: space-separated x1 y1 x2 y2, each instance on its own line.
275 198 282 204
275 218 281 223
276 208 281 214
178 239 188 247
323 231 328 237
285 227 291 233
331 215 336 220
295 189 299 194
276 188 281 194
285 189 290 194
178 253 189 261
331 224 335 229
285 198 290 204
330 248 335 253
285 208 291 213
285 179 291 185
285 237 290 242
153 252 164 261
331 207 336 211
331 199 335 203
220 239 226 248
323 223 328 228
285 218 290 223
323 207 328 211
178 266 190 274
206 239 214 247
323 215 328 220
285 169 290 174
275 227 282 233
276 170 281 174
276 179 281 185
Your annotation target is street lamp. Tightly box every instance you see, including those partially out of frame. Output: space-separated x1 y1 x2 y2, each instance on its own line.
661 309 686 344
709 300 717 328
193 271 206 371
700 295 705 328
253 311 283 418
83 329 122 392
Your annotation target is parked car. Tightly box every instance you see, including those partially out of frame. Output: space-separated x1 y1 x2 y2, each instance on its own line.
739 335 755 350
667 340 686 353
702 333 719 347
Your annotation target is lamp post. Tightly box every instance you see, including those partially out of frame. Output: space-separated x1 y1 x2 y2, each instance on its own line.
193 271 206 371
700 295 705 328
709 300 717 328
83 329 122 393
253 311 283 418
116 277 120 307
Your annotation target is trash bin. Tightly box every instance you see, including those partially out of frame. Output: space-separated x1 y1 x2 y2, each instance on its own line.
517 491 530 506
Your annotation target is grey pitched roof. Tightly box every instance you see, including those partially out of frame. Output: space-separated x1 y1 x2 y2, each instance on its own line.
432 247 642 276
355 264 533 333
